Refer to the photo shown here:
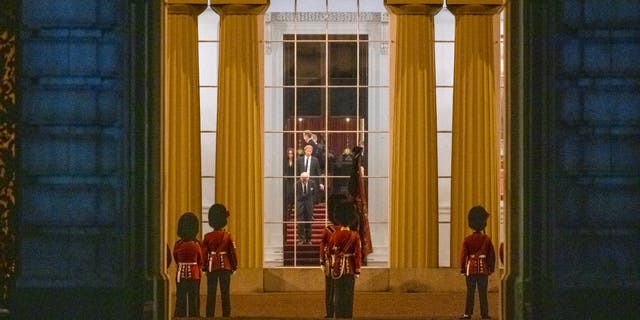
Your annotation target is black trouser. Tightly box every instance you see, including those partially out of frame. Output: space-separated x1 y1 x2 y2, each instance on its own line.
333 275 356 319
297 208 313 243
464 274 489 317
175 279 200 317
325 275 335 318
206 270 232 317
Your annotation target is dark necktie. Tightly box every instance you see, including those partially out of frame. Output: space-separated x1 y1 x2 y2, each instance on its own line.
305 157 309 172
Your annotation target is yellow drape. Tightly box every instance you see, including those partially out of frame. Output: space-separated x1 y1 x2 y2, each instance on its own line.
449 5 501 268
387 3 442 268
212 3 266 269
163 3 206 317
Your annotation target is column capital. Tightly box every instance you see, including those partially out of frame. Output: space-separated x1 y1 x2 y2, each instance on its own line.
384 0 443 15
212 0 269 15
447 0 504 15
165 1 208 16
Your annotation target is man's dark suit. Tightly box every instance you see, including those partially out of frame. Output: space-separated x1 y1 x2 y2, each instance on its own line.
295 178 316 244
297 155 322 184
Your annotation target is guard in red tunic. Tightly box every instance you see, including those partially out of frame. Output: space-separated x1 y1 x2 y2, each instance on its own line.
459 206 496 319
320 194 346 318
328 200 362 319
201 203 238 318
173 212 203 318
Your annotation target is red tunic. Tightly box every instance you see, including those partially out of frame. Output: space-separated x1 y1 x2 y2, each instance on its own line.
173 239 203 281
459 232 496 275
201 229 238 272
328 227 362 277
320 224 337 275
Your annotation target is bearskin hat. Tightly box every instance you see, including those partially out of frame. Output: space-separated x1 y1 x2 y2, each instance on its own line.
334 199 358 229
177 212 199 240
468 205 490 231
208 203 229 229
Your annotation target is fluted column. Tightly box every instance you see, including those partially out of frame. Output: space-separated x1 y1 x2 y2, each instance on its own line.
385 1 442 270
212 0 267 290
162 1 206 317
163 1 206 264
448 2 503 267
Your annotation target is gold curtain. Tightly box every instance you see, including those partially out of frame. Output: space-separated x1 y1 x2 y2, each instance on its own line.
163 0 205 277
386 3 442 268
212 3 267 270
449 5 502 267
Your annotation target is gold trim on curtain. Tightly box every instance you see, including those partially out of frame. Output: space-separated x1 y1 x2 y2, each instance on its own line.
448 4 502 268
212 3 267 270
386 3 442 268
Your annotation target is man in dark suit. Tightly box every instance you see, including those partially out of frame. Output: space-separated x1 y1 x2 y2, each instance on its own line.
296 172 316 245
296 144 324 191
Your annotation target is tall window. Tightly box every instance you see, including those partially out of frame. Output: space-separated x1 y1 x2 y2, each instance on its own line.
263 0 390 267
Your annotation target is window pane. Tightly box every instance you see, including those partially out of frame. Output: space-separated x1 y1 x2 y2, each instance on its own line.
327 132 359 161
198 7 219 41
329 41 358 85
296 41 325 85
437 132 452 177
438 221 451 267
436 87 453 131
200 87 217 131
329 87 359 116
435 42 454 86
434 7 455 41
297 87 326 118
201 178 215 211
201 132 216 176
438 178 451 213
198 42 219 86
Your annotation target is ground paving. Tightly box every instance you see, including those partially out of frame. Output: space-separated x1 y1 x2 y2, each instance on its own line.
192 291 499 319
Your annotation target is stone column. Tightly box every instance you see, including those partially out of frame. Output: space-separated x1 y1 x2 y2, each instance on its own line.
211 0 268 292
385 0 442 277
448 0 503 268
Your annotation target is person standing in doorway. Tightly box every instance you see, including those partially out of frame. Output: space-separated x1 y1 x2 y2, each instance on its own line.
202 203 238 318
173 212 203 318
283 147 296 219
296 172 316 245
320 194 346 318
329 200 362 319
459 206 496 319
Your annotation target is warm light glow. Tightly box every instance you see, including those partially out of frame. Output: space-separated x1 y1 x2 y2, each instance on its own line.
346 118 351 122
298 117 303 122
